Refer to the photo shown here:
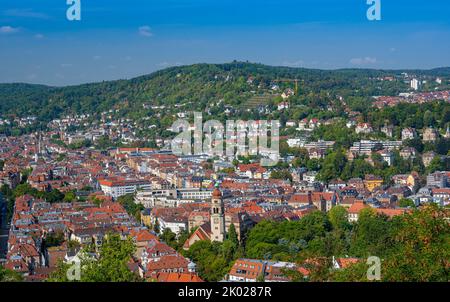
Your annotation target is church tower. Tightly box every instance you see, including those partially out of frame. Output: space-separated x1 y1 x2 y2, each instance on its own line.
210 185 226 242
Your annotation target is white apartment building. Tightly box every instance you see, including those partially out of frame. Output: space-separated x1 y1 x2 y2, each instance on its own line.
304 140 335 152
177 188 212 201
158 216 188 236
410 78 421 90
350 140 402 155
99 178 152 199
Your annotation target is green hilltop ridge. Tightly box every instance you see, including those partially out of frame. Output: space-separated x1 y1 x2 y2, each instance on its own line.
0 62 449 133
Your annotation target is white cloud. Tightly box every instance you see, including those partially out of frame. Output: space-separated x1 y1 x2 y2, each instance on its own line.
34 33 44 39
138 26 153 37
0 25 20 34
350 57 377 65
60 63 73 68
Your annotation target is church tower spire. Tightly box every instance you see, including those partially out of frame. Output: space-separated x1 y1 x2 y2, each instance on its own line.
210 184 226 242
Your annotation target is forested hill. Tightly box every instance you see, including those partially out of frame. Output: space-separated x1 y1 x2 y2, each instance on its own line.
0 62 449 123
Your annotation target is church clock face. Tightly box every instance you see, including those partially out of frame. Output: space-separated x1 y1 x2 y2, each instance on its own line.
214 218 219 224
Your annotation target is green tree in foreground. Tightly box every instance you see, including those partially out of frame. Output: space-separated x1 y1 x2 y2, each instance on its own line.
328 206 350 231
349 208 393 258
0 266 23 282
227 224 239 247
49 234 141 282
184 234 242 282
333 204 450 282
331 261 372 282
382 204 450 282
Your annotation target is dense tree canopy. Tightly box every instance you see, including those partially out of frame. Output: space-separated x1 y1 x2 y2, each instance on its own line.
239 205 449 282
1 63 448 138
49 234 141 282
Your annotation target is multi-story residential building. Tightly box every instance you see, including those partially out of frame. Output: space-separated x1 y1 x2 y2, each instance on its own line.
410 78 421 90
303 171 318 184
157 215 188 236
355 123 373 135
288 191 338 212
350 140 402 156
432 188 450 205
304 140 335 152
237 163 269 179
400 147 417 160
378 150 394 166
364 175 384 192
177 188 213 201
402 128 417 141
427 172 448 188
135 189 177 208
99 178 152 198
228 259 267 282
422 151 437 167
348 200 406 222
381 125 394 137
423 128 439 142
287 138 306 148
298 118 321 132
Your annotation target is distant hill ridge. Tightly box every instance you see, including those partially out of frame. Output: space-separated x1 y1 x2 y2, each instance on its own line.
0 62 448 123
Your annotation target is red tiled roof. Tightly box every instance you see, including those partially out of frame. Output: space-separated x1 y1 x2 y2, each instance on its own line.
336 258 360 269
376 208 407 218
146 254 189 272
151 272 204 282
132 229 159 242
348 201 370 214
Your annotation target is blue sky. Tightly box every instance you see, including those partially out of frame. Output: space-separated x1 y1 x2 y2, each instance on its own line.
0 0 449 86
